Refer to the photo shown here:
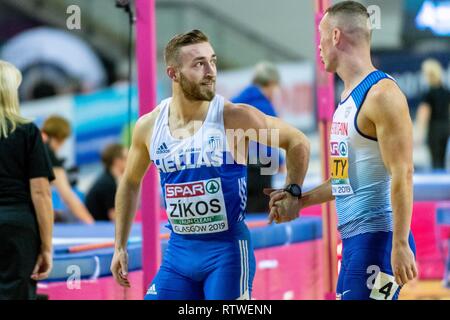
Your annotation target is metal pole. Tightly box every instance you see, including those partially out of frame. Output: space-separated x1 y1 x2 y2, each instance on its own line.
314 0 338 300
135 0 160 296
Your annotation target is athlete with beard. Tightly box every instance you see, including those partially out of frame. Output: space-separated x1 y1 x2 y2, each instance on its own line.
110 29 310 300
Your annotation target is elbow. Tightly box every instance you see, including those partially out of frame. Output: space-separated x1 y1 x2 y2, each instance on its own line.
30 179 52 200
402 162 414 181
303 137 311 156
31 187 52 210
297 133 310 159
406 165 414 183
286 133 310 164
31 187 52 200
392 164 414 185
120 175 141 192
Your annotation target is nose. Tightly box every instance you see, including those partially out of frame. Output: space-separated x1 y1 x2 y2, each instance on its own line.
204 62 216 77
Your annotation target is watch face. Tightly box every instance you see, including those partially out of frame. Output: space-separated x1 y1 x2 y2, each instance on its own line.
291 185 301 195
287 184 302 197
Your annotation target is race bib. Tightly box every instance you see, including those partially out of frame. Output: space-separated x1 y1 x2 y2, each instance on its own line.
369 271 399 300
330 139 354 196
165 178 229 235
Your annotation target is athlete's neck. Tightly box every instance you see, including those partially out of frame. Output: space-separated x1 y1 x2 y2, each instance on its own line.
171 87 210 123
336 49 376 100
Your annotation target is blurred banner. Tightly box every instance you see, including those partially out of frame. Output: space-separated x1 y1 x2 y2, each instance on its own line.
21 83 139 166
20 95 75 167
1 27 107 100
74 84 139 165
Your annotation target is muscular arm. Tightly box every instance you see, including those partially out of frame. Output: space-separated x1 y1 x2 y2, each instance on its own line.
224 103 310 186
364 80 417 285
225 103 310 223
53 168 94 224
366 81 414 246
111 112 156 287
114 113 155 250
301 179 334 208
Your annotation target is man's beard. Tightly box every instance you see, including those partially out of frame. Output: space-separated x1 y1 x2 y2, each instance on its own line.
179 72 215 102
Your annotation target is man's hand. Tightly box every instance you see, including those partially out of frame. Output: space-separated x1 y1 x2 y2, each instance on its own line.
31 250 53 281
391 243 417 287
264 188 300 224
111 249 130 288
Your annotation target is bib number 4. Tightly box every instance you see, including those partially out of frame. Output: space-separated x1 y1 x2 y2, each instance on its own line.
367 265 399 300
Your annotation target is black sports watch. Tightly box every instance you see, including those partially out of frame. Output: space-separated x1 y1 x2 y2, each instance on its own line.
283 184 302 199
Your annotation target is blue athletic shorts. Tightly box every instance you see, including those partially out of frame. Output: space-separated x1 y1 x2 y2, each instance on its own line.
336 231 416 300
144 222 256 300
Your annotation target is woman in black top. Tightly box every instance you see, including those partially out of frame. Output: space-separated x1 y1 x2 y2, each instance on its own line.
0 60 55 299
417 59 450 169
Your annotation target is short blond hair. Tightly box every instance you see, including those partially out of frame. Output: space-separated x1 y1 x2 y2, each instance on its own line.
0 60 29 138
326 1 372 44
422 59 443 87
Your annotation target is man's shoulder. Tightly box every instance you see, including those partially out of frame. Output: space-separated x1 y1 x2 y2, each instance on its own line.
367 78 404 103
223 100 255 117
134 105 162 139
223 100 268 131
138 105 162 127
364 78 409 122
365 79 407 111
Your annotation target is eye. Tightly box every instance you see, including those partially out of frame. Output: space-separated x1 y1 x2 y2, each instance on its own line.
195 62 203 67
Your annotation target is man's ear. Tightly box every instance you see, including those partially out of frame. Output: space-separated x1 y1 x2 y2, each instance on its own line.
166 66 178 82
332 28 341 46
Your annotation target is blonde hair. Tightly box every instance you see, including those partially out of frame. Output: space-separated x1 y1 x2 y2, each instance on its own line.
422 59 443 87
0 60 29 138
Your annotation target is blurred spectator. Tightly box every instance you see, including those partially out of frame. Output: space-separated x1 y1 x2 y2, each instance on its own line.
416 59 450 170
85 143 128 221
231 61 284 213
41 115 94 224
0 60 54 299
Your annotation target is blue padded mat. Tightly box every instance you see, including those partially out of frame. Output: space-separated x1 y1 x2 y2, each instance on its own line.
46 215 322 282
413 174 450 201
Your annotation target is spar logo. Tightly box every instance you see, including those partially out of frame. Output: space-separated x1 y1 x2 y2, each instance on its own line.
206 180 220 194
166 182 205 198
330 141 348 157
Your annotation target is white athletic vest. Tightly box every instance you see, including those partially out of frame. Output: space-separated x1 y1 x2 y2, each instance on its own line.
330 70 395 239
150 95 247 238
